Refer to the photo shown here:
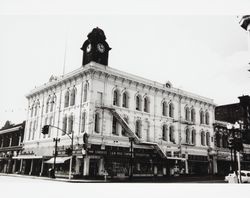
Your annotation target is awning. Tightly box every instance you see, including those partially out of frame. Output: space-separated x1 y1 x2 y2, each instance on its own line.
167 156 186 161
12 155 43 159
44 157 71 164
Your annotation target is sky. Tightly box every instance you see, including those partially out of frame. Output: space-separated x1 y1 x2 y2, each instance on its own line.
0 1 250 127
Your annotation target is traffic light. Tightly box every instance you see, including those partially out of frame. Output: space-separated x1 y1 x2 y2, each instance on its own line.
65 148 72 156
228 137 234 149
41 125 50 135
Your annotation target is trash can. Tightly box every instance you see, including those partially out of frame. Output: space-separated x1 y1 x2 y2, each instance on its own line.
48 168 55 178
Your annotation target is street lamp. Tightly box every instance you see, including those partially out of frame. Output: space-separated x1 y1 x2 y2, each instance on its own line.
227 121 243 183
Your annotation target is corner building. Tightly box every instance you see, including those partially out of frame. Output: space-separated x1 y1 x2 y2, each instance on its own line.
21 28 216 178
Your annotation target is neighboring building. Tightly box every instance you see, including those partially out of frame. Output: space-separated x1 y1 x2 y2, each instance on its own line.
20 28 216 178
215 95 250 172
0 122 25 173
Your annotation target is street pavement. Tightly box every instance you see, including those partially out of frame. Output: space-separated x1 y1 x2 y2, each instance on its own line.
0 173 227 183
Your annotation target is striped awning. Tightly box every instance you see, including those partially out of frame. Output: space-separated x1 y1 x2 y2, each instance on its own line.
12 155 43 159
44 156 71 164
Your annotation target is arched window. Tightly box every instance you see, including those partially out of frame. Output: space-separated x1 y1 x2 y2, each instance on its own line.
64 90 69 108
201 131 205 146
144 97 150 113
81 112 86 133
46 97 50 113
191 129 196 145
185 107 190 121
62 116 67 135
206 132 210 146
185 128 190 144
169 126 175 143
113 89 119 106
216 133 221 147
146 121 150 141
112 116 118 135
169 103 174 118
50 95 55 112
122 92 129 108
136 95 142 111
191 108 196 122
122 117 129 136
135 120 141 138
70 88 76 106
205 112 209 125
83 83 88 102
30 105 34 117
200 110 204 124
162 124 168 141
34 105 38 117
68 115 74 134
94 113 100 133
162 101 167 116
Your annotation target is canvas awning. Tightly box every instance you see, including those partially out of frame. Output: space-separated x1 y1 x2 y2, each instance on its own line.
12 155 43 159
44 156 71 164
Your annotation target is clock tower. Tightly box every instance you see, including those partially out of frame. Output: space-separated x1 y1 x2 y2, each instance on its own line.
81 27 111 66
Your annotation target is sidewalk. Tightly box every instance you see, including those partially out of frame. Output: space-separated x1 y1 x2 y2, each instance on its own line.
0 173 107 183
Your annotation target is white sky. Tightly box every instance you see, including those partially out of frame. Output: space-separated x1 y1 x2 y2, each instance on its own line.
0 1 250 127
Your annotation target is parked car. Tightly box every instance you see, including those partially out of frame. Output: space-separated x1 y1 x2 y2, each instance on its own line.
225 170 250 183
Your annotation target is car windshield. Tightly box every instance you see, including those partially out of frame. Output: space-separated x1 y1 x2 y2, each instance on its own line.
240 172 246 176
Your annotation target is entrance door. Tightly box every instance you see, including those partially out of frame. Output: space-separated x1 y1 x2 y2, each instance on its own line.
89 159 98 177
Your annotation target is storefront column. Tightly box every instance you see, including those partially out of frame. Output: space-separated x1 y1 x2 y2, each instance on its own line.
83 156 90 176
98 158 104 175
163 167 167 176
75 158 81 174
213 156 218 174
12 160 17 173
153 165 157 176
40 159 44 176
185 153 189 174
19 159 23 173
29 159 33 175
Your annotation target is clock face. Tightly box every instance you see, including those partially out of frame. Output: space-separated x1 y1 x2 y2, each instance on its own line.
86 44 91 53
97 43 105 53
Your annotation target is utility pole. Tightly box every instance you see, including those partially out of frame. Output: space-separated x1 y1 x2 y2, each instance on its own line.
69 130 74 180
53 137 60 174
129 137 134 180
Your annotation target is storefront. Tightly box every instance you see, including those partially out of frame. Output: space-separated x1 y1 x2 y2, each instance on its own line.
188 155 209 175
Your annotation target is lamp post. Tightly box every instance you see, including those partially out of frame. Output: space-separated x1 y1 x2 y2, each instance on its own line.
68 130 74 180
227 122 241 183
129 137 134 180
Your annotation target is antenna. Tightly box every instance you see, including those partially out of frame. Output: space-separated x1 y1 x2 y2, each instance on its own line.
62 35 68 76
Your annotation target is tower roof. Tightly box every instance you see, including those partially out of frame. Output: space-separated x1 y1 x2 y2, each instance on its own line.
239 15 250 30
87 27 106 41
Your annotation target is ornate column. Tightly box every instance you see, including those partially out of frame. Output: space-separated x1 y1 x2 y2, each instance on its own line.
83 156 90 176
